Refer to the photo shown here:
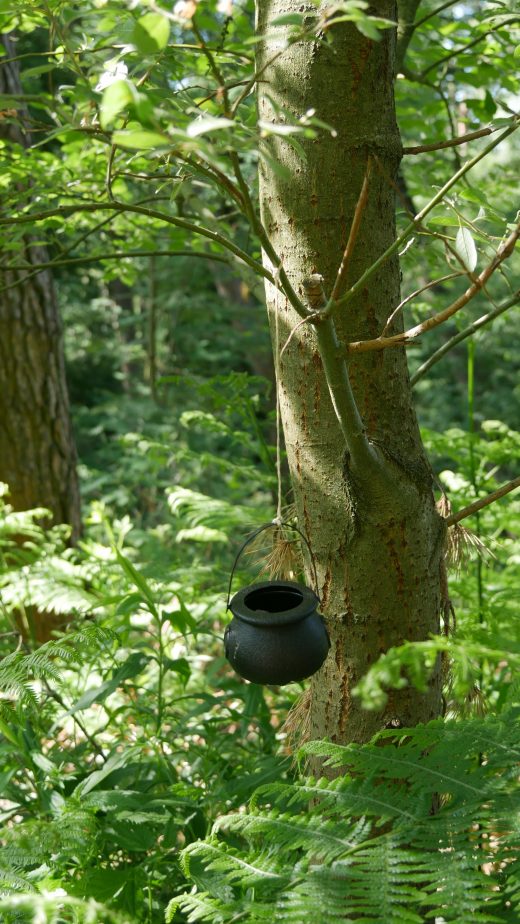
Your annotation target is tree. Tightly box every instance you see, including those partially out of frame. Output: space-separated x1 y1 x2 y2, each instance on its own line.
0 0 517 734
257 0 446 745
255 1 518 747
0 33 81 545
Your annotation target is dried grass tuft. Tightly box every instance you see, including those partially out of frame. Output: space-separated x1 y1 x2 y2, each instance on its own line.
282 688 312 753
260 535 302 580
446 522 495 572
436 493 452 520
438 493 494 571
244 511 304 581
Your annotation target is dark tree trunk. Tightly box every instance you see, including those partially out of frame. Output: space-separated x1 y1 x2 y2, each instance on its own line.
0 33 81 544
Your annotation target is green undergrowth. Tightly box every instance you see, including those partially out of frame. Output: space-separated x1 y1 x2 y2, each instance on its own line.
0 388 518 922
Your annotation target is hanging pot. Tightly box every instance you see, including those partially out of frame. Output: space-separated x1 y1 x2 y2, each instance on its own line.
224 524 330 685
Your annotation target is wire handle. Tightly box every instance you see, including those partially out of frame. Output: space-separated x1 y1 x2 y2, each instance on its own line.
226 521 320 610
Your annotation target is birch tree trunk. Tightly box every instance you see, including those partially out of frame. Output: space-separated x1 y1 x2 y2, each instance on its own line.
0 34 81 543
256 2 445 745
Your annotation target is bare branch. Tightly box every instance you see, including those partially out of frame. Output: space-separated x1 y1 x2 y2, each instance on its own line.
346 223 520 354
382 271 464 336
445 477 520 526
403 119 518 155
325 121 519 319
411 289 520 384
315 317 382 476
330 158 372 304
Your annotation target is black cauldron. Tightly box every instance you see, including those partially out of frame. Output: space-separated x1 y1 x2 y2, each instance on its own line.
225 579 329 685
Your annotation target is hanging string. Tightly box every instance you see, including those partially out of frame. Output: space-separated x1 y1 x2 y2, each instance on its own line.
273 270 284 526
224 266 321 602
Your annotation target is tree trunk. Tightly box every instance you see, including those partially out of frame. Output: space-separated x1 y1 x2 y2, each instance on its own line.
256 2 445 747
0 34 81 543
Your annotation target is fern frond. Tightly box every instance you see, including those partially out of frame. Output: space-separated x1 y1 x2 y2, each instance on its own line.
166 891 238 923
214 809 371 864
0 865 36 893
0 893 133 924
182 839 285 889
0 556 95 616
0 625 115 712
167 487 268 533
171 711 520 923
275 841 428 924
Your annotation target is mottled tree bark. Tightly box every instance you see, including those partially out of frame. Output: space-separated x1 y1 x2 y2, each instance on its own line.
0 34 81 543
256 2 444 747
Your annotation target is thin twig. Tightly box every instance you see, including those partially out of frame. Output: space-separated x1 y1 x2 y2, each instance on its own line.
403 119 518 155
382 271 464 336
445 477 520 526
346 223 520 353
0 200 274 283
42 680 105 758
280 314 321 359
420 30 492 79
412 0 460 31
330 158 372 303
325 121 518 319
191 10 240 136
174 151 245 206
0 212 119 295
2 249 229 273
228 147 307 318
316 317 381 475
411 289 520 384
400 74 463 172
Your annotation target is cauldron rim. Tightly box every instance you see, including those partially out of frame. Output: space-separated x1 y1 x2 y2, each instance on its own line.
228 579 320 627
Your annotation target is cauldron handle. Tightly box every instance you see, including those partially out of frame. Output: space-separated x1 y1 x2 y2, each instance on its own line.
226 521 320 611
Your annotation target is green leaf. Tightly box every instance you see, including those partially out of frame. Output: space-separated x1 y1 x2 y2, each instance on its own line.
100 80 135 130
455 226 478 272
115 591 144 616
68 652 150 714
132 12 170 54
163 598 197 632
114 547 159 616
111 129 169 150
258 120 305 136
186 116 235 138
164 657 191 684
74 750 131 798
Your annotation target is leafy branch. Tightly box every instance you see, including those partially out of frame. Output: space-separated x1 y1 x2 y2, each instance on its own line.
0 201 274 284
